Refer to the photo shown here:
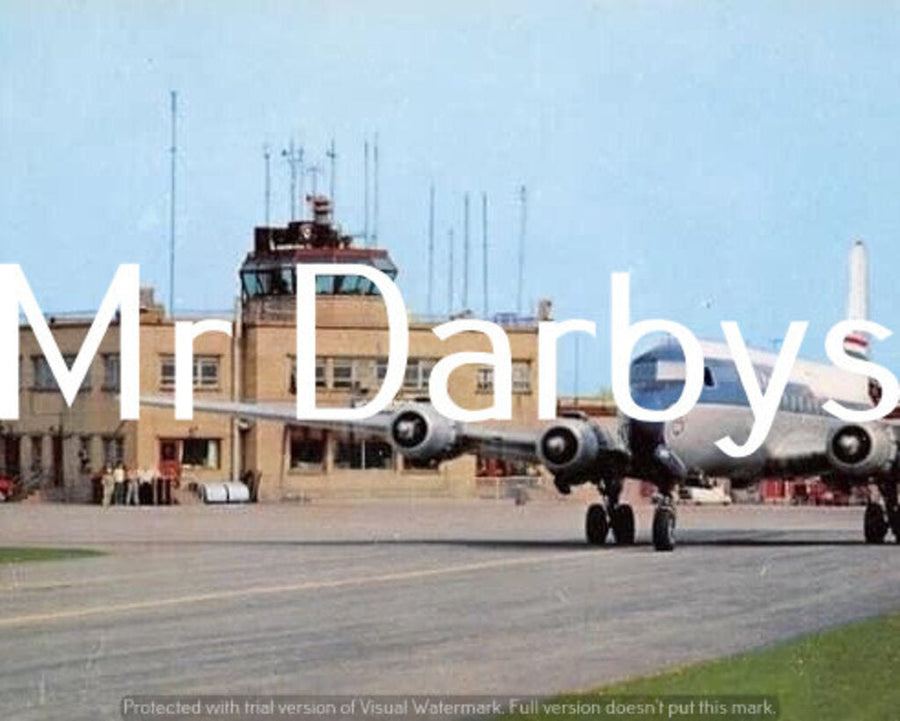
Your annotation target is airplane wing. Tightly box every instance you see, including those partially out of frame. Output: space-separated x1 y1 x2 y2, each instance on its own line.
140 395 630 480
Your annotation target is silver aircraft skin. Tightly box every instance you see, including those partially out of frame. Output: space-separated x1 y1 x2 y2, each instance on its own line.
144 242 900 551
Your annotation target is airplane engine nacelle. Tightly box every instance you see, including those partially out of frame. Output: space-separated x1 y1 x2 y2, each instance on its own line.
389 406 461 462
537 419 628 480
826 423 897 476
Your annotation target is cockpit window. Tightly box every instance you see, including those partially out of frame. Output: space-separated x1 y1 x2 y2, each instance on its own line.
631 359 686 387
656 361 686 382
703 366 715 388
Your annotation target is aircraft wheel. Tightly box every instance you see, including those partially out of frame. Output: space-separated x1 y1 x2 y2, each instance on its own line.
610 504 635 545
864 503 888 544
585 504 609 546
652 506 676 552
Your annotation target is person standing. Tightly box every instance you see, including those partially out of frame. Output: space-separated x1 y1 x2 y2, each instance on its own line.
124 466 139 506
101 465 114 507
113 462 126 506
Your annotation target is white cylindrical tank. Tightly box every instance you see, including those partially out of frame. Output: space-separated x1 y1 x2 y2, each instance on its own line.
199 482 249 504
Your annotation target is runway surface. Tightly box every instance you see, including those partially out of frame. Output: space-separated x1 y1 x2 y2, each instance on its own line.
1 499 899 720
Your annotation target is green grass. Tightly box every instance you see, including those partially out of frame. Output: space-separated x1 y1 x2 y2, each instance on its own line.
0 547 103 564
502 613 900 721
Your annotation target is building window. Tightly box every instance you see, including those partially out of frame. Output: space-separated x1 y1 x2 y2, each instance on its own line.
376 357 389 383
181 439 220 469
102 436 124 467
29 435 43 472
196 356 220 388
476 367 494 393
32 354 90 392
289 357 326 394
332 357 354 389
160 355 221 390
404 359 435 391
334 437 393 470
102 354 120 391
289 430 325 470
512 362 532 393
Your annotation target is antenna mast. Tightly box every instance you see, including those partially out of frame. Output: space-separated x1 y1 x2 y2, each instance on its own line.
482 192 488 317
263 144 271 226
373 133 379 247
428 184 435 316
463 193 470 309
326 138 337 212
168 90 177 317
517 184 527 315
447 227 455 314
363 140 370 246
282 140 304 221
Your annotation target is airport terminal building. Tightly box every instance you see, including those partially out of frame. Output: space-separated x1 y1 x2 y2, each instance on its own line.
1 199 545 502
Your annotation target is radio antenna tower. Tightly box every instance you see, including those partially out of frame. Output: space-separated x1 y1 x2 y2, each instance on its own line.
326 138 337 212
263 144 271 226
363 140 370 245
373 133 379 247
482 192 489 317
463 193 470 309
282 140 304 221
447 227 455 313
168 90 177 317
428 183 435 316
517 184 527 315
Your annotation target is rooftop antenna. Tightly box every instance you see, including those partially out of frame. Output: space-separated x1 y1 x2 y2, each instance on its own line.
573 335 581 407
168 90 177 317
447 227 455 314
517 184 527 315
363 140 370 246
282 140 304 221
428 183 435 316
373 132 379 247
306 163 323 201
482 192 488 318
463 193 470 309
263 143 271 226
326 138 337 212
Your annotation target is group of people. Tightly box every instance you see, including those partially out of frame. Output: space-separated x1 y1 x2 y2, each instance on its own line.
98 463 175 506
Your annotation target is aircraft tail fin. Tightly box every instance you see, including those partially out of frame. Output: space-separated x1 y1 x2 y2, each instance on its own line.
844 239 870 360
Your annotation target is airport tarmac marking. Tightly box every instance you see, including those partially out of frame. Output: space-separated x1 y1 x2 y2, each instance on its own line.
0 550 592 629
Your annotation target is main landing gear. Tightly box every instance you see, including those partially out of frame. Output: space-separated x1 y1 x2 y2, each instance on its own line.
865 482 900 544
584 479 636 547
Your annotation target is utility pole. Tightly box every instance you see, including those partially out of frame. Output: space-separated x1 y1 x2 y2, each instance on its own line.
282 140 304 221
428 183 435 316
517 184 527 315
263 144 271 226
482 192 488 318
463 193 470 309
326 138 337 211
168 90 177 317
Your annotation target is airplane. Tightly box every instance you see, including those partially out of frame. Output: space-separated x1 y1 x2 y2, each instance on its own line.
144 241 900 552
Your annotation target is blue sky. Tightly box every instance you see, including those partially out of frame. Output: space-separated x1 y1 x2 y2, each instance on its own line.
3 1 900 392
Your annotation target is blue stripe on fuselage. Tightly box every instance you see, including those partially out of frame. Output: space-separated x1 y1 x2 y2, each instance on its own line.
629 348 866 416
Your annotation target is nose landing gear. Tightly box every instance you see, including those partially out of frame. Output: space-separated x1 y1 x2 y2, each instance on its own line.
652 491 677 552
